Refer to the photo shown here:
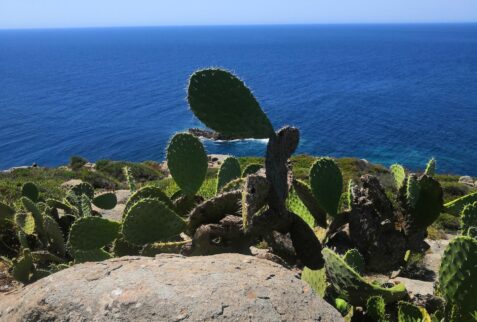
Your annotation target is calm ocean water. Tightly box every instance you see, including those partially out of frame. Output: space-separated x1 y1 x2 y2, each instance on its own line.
1 24 476 175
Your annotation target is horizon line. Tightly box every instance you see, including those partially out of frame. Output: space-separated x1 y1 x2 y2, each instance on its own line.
1 21 477 31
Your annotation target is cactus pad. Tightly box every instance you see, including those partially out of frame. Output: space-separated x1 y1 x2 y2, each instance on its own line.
424 158 436 176
69 182 95 200
343 249 365 275
0 202 15 223
444 192 477 216
391 164 406 190
292 179 327 228
167 133 208 196
122 198 186 245
242 163 263 177
410 175 443 229
124 185 174 216
367 296 386 322
43 215 66 256
461 202 477 234
310 158 343 217
112 236 141 257
438 236 477 314
12 249 33 283
72 248 113 264
141 240 190 256
69 217 120 250
301 267 328 297
216 156 241 193
187 68 274 139
92 192 117 210
322 248 407 306
406 175 420 208
22 182 39 202
289 213 324 270
397 302 424 322
241 175 269 232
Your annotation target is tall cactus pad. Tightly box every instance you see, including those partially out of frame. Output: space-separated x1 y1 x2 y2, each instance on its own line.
21 197 47 244
123 198 186 245
397 302 424 322
43 215 66 256
167 133 208 196
187 68 274 139
461 202 477 234
424 158 436 176
322 248 407 306
123 166 136 192
289 213 324 270
411 175 443 229
124 186 174 216
22 182 39 202
391 164 406 190
69 217 120 250
444 192 477 216
187 191 241 235
242 163 263 177
439 236 477 314
310 158 343 217
301 267 328 297
216 157 241 193
406 175 420 208
367 296 386 322
92 192 117 210
343 249 365 275
242 175 269 232
292 179 327 228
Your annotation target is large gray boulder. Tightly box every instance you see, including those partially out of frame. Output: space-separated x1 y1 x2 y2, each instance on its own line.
0 254 343 322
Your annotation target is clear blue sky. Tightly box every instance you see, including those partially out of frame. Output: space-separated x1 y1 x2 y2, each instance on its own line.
1 0 477 29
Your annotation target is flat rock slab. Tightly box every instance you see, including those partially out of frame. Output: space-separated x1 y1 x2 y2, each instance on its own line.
0 254 343 322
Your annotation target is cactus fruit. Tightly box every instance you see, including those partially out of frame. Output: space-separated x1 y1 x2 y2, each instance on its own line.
187 190 241 235
141 240 191 256
14 212 35 235
444 192 477 216
438 236 477 316
123 166 136 192
124 186 174 216
242 163 263 177
92 192 117 210
187 68 274 139
122 198 186 245
71 248 113 264
43 215 66 256
68 217 120 250
406 175 420 208
342 249 365 275
289 213 324 269
391 164 406 190
424 158 436 177
397 302 425 322
322 248 407 306
242 175 269 232
301 267 328 297
167 133 208 196
461 202 477 234
366 296 386 322
12 248 33 283
216 157 241 193
292 179 327 228
310 158 343 217
0 202 15 223
21 182 39 202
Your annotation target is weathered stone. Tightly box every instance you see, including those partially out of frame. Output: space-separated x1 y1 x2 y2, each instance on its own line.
459 175 474 186
0 254 343 322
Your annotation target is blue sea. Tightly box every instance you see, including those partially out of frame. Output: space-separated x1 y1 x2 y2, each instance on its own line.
1 24 476 175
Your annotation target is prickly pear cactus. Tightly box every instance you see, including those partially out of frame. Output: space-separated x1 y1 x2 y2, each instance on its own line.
397 302 425 322
406 175 443 231
69 182 95 200
92 192 117 210
242 174 269 232
461 202 477 235
123 166 136 192
81 194 93 217
43 215 66 256
322 248 407 306
187 68 274 139
391 164 406 190
122 198 186 245
68 217 120 250
342 249 365 275
366 296 386 322
310 158 343 217
216 156 241 193
71 248 113 264
406 175 420 208
444 192 477 216
439 236 477 316
292 179 327 228
241 163 263 177
0 202 15 223
424 158 436 176
124 185 174 216
141 240 190 256
15 212 35 235
301 267 328 297
12 248 33 283
289 213 324 270
167 132 208 196
21 197 47 244
22 182 39 202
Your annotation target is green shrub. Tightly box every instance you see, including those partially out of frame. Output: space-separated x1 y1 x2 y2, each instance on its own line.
95 160 163 183
69 156 87 171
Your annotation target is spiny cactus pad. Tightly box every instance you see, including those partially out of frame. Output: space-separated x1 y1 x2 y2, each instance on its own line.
167 133 208 196
242 163 263 177
444 192 477 216
69 182 95 200
43 215 66 256
406 175 420 208
216 156 241 193
310 158 343 217
301 267 328 297
81 194 93 217
122 198 186 245
366 296 386 322
12 249 33 283
292 179 327 228
69 217 120 250
124 185 174 216
21 197 47 243
112 236 141 257
391 164 406 190
289 213 324 270
92 192 117 210
342 249 365 275
397 302 424 322
286 190 315 229
411 175 443 229
461 202 477 234
15 212 35 235
141 240 190 256
71 248 113 264
21 182 39 202
187 68 274 139
242 175 269 232
424 158 436 176
438 236 477 314
322 248 407 306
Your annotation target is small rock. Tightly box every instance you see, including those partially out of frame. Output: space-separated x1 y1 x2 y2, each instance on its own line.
459 176 474 186
60 179 84 189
